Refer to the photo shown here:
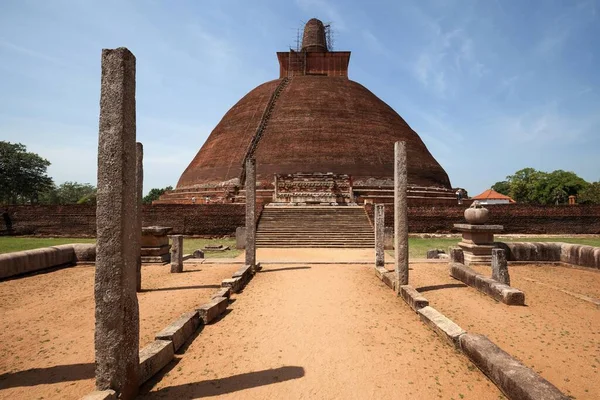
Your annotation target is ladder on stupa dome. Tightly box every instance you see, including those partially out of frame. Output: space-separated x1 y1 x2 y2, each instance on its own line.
240 77 290 185
256 206 375 248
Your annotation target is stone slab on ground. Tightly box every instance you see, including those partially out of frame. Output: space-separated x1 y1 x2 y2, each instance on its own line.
399 285 429 312
374 267 397 292
232 263 253 284
154 311 200 352
499 242 600 270
0 246 75 280
450 262 525 306
141 245 171 257
221 277 243 293
417 306 465 348
141 253 170 264
211 287 231 299
374 266 388 280
459 333 569 400
138 339 175 385
197 296 228 324
81 390 117 400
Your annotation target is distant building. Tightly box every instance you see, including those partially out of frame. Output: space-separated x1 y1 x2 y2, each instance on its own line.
471 189 516 205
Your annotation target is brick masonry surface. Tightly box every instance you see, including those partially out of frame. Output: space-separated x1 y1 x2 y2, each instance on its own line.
2 203 600 237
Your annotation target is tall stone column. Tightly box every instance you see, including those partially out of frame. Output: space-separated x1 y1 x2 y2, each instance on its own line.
394 141 409 288
136 142 143 292
492 248 510 285
245 158 256 270
375 204 385 268
170 235 183 273
95 47 139 399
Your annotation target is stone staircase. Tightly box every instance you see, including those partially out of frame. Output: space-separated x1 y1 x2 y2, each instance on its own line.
256 206 375 248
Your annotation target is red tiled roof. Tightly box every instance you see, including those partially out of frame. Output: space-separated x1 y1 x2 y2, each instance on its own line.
472 189 516 203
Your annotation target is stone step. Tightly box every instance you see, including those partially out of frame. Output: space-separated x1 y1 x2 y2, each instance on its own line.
256 206 373 247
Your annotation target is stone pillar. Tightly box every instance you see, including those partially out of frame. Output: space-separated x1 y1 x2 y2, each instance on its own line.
135 142 143 292
95 47 139 399
170 235 183 273
375 204 385 268
245 158 256 270
394 141 408 288
491 248 510 285
450 247 464 264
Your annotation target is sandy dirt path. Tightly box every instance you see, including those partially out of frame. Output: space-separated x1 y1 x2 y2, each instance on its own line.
141 263 501 400
0 263 238 400
409 262 600 400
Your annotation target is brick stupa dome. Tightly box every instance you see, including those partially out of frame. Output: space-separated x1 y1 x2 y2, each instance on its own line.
158 19 453 205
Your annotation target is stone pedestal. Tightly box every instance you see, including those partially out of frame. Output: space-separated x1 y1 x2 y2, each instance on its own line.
454 223 503 266
141 226 172 263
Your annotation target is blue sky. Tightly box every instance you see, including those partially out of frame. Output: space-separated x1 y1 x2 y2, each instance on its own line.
1 0 598 196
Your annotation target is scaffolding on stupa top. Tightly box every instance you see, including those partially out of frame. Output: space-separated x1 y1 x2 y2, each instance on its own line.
287 21 335 77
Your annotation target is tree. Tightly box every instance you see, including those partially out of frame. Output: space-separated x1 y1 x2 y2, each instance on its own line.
505 168 543 203
491 180 510 195
143 186 172 204
578 182 600 204
491 167 591 205
0 141 54 204
39 181 97 205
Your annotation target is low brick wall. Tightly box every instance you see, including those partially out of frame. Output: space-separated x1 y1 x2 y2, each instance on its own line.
365 204 600 234
2 203 599 237
0 204 250 237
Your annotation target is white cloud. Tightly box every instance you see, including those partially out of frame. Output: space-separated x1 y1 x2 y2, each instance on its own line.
489 104 599 145
411 24 485 98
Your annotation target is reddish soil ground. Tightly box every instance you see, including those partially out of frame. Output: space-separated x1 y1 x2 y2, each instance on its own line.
139 263 501 399
1 253 597 399
409 262 600 400
0 263 238 400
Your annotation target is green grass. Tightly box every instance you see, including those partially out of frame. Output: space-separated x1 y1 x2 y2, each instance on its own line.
401 236 600 259
407 238 461 259
0 236 240 259
182 237 240 259
0 237 95 254
1 236 597 259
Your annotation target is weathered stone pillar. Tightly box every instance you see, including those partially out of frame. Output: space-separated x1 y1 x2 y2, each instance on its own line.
170 235 183 273
375 204 385 268
492 248 510 285
394 141 408 288
95 47 139 399
136 142 143 292
245 158 256 270
450 247 464 264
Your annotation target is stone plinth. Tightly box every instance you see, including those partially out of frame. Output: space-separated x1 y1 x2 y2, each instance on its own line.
141 226 172 263
454 223 503 266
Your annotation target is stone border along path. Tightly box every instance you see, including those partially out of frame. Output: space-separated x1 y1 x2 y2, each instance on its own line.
374 264 569 400
140 262 506 399
82 263 259 399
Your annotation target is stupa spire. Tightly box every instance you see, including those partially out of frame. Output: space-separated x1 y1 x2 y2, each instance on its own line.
301 18 328 52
